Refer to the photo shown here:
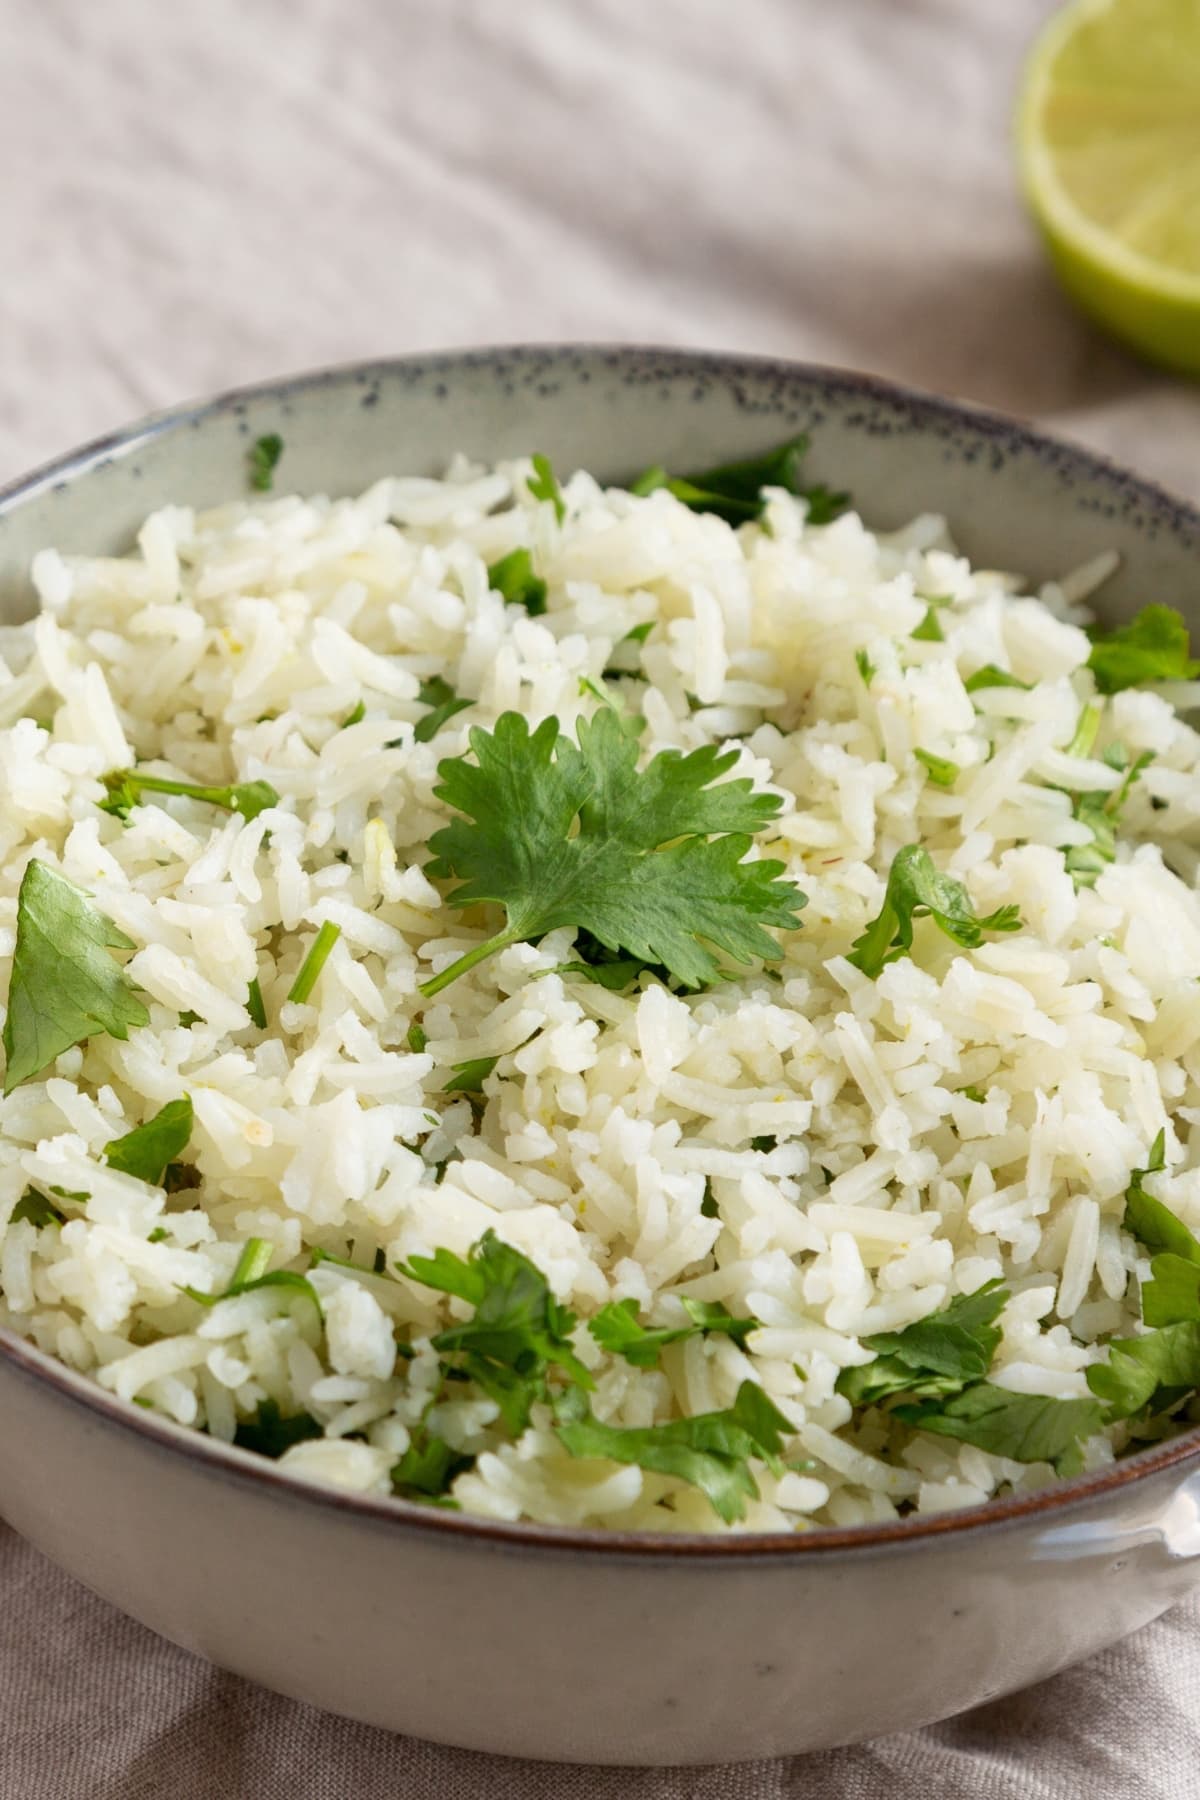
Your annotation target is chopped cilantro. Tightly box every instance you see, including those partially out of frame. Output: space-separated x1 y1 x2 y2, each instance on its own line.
101 770 278 822
407 1021 428 1054
487 548 547 617
632 435 848 529
105 1096 193 1185
419 709 806 997
234 1399 322 1458
894 1384 1105 1474
847 845 1021 980
837 1280 1007 1406
914 749 959 788
287 922 341 1005
554 1379 790 1524
248 434 284 492
1062 743 1153 888
11 1189 65 1229
184 1236 323 1318
443 1056 497 1095
590 1296 756 1368
963 665 1031 695
910 607 945 643
413 676 472 745
3 860 149 1093
527 453 566 524
1088 605 1199 695
393 1431 473 1503
340 701 366 729
855 649 875 688
397 1230 592 1435
246 977 267 1029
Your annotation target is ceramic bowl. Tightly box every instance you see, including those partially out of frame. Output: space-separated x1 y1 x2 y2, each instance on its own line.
1 347 1199 1766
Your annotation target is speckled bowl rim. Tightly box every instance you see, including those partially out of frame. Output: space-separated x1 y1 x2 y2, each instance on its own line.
2 342 1200 1564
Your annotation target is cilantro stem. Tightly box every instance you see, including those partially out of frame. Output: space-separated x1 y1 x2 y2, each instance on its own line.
287 922 341 1004
419 927 523 998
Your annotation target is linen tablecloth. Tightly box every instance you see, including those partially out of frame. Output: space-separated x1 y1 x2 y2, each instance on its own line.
2 1 1198 1793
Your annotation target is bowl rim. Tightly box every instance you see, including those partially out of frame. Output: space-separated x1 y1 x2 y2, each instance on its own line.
3 340 1200 1563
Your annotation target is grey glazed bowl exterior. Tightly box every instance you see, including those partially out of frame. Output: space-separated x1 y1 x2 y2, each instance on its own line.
2 347 1200 1765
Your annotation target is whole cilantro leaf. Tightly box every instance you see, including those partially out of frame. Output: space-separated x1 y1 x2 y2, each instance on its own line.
590 1295 756 1368
1123 1131 1196 1261
398 1229 593 1435
420 708 806 996
3 860 150 1093
837 1279 1008 1406
554 1379 791 1524
1088 605 1199 695
105 1096 193 1185
894 1382 1105 1474
847 844 1021 980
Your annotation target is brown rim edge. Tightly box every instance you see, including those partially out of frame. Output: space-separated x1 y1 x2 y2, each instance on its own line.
1 343 1199 1562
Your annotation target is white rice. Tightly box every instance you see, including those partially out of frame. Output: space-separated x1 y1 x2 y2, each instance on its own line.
1 452 1199 1534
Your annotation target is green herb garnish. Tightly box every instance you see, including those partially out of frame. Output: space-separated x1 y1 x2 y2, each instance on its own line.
287 922 341 1005
443 1056 497 1095
527 453 566 524
101 770 278 823
963 665 1032 695
419 708 805 997
184 1236 323 1317
914 749 959 788
105 1096 193 1185
248 433 284 493
910 607 945 643
234 1400 322 1458
893 1383 1105 1475
1087 605 1199 695
554 1379 790 1524
11 1189 66 1229
413 676 472 745
847 845 1021 980
837 1280 1008 1406
3 860 149 1093
398 1230 592 1435
631 434 848 528
590 1296 757 1368
487 548 547 617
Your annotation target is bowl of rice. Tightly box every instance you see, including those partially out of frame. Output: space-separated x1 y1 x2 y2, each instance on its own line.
1 346 1199 1763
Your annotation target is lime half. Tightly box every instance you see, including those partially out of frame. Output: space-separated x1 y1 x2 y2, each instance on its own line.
1017 0 1200 375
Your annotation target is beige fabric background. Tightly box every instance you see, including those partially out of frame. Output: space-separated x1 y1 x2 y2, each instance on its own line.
2 0 1199 1793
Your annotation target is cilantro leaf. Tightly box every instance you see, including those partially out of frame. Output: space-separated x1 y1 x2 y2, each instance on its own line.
847 845 1021 980
589 1295 756 1368
101 769 278 822
964 665 1031 695
392 1431 473 1503
248 433 284 493
1123 1131 1194 1260
3 860 149 1093
554 1379 790 1523
527 453 566 524
894 1382 1105 1474
398 1230 592 1435
246 977 267 1030
911 607 944 643
443 1056 497 1095
487 548 547 617
1088 605 1199 695
11 1189 66 1229
420 708 806 996
1087 1322 1200 1418
413 676 472 745
234 1399 322 1458
1062 743 1154 888
340 700 366 729
855 649 875 688
184 1237 323 1318
630 435 848 528
837 1279 1008 1406
914 749 959 788
105 1096 193 1185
